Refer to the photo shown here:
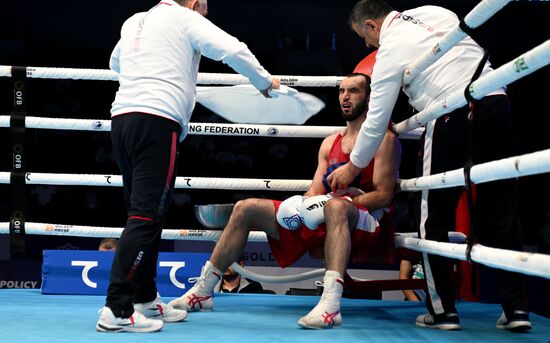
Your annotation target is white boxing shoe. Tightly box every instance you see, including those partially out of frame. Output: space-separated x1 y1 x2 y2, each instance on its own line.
297 271 344 329
168 261 221 312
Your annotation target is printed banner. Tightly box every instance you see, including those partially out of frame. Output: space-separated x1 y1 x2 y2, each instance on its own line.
41 250 210 296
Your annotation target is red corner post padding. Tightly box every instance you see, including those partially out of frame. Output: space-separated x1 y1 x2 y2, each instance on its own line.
456 185 480 302
353 50 377 77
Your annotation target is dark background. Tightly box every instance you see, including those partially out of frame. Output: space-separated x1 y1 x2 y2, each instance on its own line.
0 0 549 312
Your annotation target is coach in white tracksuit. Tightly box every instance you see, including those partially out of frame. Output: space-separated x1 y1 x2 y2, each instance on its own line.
328 0 530 332
97 0 279 333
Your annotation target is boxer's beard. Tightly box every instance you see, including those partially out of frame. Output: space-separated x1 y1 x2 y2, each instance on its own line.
341 99 367 122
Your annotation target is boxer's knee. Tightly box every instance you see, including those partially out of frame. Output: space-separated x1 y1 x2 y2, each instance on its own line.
324 197 357 229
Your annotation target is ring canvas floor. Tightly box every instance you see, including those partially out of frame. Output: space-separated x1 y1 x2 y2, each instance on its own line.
1 289 548 343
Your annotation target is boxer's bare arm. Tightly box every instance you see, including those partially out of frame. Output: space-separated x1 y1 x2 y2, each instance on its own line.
305 134 338 197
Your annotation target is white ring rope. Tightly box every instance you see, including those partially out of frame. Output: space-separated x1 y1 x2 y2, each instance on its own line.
176 177 310 192
394 40 550 134
395 235 550 281
0 172 311 191
403 0 514 84
196 73 343 87
398 148 550 192
1 221 548 282
0 222 267 241
0 65 343 87
0 115 424 139
2 148 547 191
0 66 118 81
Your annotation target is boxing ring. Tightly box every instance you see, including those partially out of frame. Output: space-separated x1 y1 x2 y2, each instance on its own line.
1 0 550 341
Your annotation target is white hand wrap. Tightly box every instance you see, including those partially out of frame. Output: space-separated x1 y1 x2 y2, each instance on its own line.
299 194 333 230
276 195 305 231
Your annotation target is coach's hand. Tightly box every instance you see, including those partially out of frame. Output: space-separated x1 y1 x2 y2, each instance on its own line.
326 162 362 192
260 78 281 98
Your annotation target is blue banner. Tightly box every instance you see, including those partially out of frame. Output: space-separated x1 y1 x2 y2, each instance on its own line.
41 250 210 296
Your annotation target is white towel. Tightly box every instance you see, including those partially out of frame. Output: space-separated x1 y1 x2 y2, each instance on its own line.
196 84 325 124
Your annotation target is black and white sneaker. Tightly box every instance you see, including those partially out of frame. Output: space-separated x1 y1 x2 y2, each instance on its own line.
496 310 532 332
416 312 462 330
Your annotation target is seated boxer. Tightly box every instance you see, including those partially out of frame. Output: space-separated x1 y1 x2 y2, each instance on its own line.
169 73 401 329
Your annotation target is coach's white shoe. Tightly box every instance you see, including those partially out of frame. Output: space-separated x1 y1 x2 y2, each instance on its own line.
169 261 221 312
297 271 343 329
134 293 187 323
96 306 163 333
